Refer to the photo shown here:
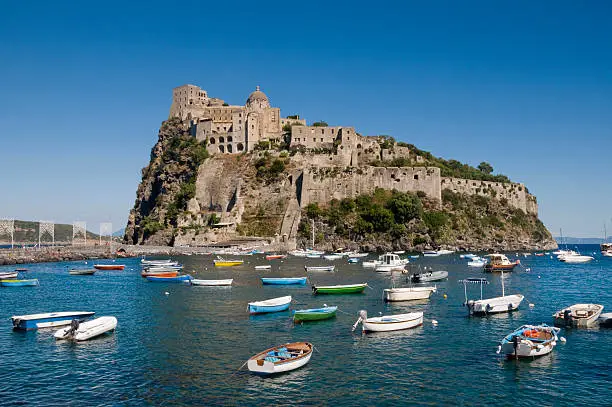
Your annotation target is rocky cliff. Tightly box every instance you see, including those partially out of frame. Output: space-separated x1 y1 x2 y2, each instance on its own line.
125 119 556 251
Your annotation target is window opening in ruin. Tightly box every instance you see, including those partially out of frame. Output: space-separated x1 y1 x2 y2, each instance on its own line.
414 175 419 180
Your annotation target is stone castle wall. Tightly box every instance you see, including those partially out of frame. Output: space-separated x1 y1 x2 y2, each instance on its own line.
300 166 442 206
440 177 538 215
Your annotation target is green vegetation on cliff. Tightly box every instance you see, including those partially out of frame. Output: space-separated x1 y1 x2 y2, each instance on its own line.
127 118 209 244
299 188 551 250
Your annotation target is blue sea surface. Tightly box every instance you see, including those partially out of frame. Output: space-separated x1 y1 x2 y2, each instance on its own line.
0 245 610 406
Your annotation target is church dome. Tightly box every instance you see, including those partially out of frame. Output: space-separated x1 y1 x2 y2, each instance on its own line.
246 86 270 108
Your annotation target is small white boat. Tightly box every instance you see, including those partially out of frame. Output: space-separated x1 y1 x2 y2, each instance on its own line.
69 268 97 275
54 316 117 341
383 286 437 302
12 311 95 330
0 272 19 279
553 303 604 328
375 265 406 272
411 270 448 283
362 260 381 268
248 295 292 314
141 259 178 266
423 250 441 257
559 252 594 263
600 243 612 257
347 252 368 258
323 254 343 261
392 250 405 255
460 272 524 315
352 310 423 332
304 265 335 272
498 324 561 359
191 279 233 286
374 253 408 272
247 342 313 375
255 265 271 270
436 249 454 255
467 258 486 268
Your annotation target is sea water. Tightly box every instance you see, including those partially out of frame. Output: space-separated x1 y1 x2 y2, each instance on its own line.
0 245 610 406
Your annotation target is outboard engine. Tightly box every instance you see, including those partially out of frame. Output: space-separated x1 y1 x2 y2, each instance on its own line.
352 310 368 332
563 309 572 326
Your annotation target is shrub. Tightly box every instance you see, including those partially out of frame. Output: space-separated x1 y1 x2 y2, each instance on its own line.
386 191 423 224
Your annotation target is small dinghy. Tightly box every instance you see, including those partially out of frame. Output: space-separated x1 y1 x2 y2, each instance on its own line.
261 277 307 285
140 270 178 278
12 311 95 330
304 265 335 272
54 316 117 341
460 274 523 315
0 272 18 279
347 258 359 263
598 313 612 328
93 264 125 270
553 303 604 328
143 265 184 272
247 342 313 375
312 283 367 295
383 286 436 302
1 279 39 287
146 274 192 283
265 254 286 260
293 306 337 322
467 258 486 268
191 279 233 286
352 310 423 332
362 261 380 268
498 324 560 359
255 265 272 270
411 270 448 283
214 257 244 267
69 268 97 275
248 295 292 314
323 254 343 261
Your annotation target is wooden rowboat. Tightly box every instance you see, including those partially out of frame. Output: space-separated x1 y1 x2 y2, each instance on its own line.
191 279 233 286
261 277 307 285
1 279 39 287
265 254 286 260
146 274 192 283
352 310 424 332
312 283 367 295
247 342 313 375
93 264 125 270
293 306 337 322
69 269 97 275
140 270 178 278
248 295 292 314
304 265 335 272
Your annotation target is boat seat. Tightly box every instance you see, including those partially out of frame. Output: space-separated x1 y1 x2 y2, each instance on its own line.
265 356 281 362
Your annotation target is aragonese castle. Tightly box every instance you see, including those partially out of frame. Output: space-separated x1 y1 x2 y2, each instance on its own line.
124 84 544 249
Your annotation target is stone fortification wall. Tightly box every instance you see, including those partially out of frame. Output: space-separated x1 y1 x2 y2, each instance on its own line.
301 166 441 206
441 177 537 215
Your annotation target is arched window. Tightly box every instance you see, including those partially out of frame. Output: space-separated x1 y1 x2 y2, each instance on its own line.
219 136 225 143
227 136 233 142
209 137 216 144
227 144 233 153
219 145 225 153
357 143 362 149
237 143 244 151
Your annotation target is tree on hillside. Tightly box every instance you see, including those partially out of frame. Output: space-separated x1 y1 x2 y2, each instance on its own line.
478 161 494 174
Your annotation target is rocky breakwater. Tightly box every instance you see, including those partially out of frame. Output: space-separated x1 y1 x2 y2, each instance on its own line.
0 247 117 265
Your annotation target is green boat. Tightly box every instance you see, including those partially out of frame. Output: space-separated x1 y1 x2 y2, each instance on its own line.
293 306 338 322
312 283 368 295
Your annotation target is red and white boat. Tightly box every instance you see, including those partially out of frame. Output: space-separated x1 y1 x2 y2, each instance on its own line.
141 270 178 278
93 264 125 271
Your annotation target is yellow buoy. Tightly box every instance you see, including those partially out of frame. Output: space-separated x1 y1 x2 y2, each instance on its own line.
443 294 447 299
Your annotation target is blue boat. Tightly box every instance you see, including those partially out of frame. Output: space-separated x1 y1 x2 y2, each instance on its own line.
146 274 192 283
248 295 292 314
11 311 96 330
1 279 39 287
261 277 307 285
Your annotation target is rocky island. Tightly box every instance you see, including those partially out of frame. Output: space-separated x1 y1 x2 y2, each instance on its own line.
124 84 556 251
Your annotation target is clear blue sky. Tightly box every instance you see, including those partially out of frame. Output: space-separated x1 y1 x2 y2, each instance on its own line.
1 1 611 237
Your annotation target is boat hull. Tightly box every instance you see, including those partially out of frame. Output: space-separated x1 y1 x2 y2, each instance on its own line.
261 277 307 285
214 261 244 267
362 312 423 332
312 284 367 295
146 275 192 283
500 325 559 358
293 307 337 322
191 279 233 286
553 303 604 328
12 311 95 330
411 271 448 282
0 272 18 279
468 294 524 315
304 266 335 272
383 287 436 302
93 265 125 270
1 279 39 287
248 296 292 314
69 269 97 275
141 271 178 277
484 264 517 272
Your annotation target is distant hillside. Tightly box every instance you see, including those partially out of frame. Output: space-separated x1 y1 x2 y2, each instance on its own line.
555 237 606 244
113 228 125 237
1 220 100 243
